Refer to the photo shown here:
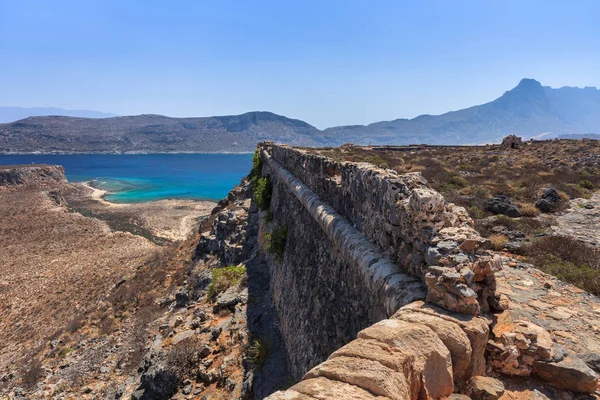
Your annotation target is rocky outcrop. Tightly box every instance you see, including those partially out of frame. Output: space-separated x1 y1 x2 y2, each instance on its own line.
485 195 521 218
535 187 564 213
0 164 67 186
266 301 490 400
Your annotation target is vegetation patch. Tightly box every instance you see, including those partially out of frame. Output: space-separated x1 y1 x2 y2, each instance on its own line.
207 265 247 299
252 176 272 211
248 338 270 370
525 236 600 295
268 225 288 260
166 336 204 380
489 234 509 250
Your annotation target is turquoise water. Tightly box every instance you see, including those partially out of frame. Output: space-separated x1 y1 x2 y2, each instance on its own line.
0 154 253 202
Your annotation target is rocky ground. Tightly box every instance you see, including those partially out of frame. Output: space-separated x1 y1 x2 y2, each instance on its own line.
553 192 600 248
0 165 240 399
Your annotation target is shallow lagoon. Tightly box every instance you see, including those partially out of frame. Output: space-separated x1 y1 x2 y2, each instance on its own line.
0 153 253 202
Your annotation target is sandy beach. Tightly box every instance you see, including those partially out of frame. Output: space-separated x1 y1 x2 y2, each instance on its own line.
74 181 217 241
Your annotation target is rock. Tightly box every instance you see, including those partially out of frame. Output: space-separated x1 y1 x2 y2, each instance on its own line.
296 377 391 399
532 354 598 393
131 389 145 400
399 301 490 379
393 308 472 383
448 395 472 400
535 188 563 213
463 376 505 400
303 355 413 400
356 318 454 398
214 287 248 312
182 384 192 395
580 352 600 373
137 366 179 399
175 289 189 307
485 195 521 218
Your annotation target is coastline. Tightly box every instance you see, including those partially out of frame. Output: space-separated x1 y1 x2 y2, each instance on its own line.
74 181 217 241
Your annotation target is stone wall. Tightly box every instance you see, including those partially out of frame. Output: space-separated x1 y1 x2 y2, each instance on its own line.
263 143 501 316
256 143 501 382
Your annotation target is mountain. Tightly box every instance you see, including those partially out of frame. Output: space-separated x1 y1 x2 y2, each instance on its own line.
0 112 321 153
1 79 599 153
317 79 600 145
0 106 118 123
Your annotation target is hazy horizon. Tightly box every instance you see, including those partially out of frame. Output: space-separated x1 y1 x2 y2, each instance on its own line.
1 1 599 129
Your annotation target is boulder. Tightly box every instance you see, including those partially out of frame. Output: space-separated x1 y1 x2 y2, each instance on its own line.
462 376 505 400
303 355 412 400
535 188 563 213
532 354 598 393
136 366 179 400
393 309 472 383
356 318 454 398
294 377 393 399
213 287 248 312
397 301 490 379
485 195 521 218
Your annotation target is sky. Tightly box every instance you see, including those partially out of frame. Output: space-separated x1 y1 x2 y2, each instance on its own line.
0 1 599 129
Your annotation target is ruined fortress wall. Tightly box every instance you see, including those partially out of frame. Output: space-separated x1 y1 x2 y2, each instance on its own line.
257 143 499 379
261 152 425 378
264 143 501 316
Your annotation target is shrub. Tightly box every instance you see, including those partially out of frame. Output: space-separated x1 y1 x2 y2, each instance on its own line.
518 203 539 217
249 149 262 178
248 338 270 370
268 225 288 260
20 357 44 389
471 185 492 200
449 175 468 188
495 215 519 230
580 179 595 190
525 236 600 295
166 336 203 380
489 234 508 251
207 265 246 299
252 176 272 211
467 206 485 220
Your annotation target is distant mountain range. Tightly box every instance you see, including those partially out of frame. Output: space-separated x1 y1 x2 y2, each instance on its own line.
0 106 118 123
1 79 598 153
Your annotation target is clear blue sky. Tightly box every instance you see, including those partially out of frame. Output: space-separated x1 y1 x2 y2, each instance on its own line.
1 0 598 128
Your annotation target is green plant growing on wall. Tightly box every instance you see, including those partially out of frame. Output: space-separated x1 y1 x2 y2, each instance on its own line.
268 225 288 260
247 338 270 370
250 148 263 178
252 176 272 211
206 265 247 299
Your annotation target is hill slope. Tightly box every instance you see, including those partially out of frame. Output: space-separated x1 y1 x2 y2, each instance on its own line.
0 106 117 123
1 79 599 153
0 112 322 153
318 78 600 145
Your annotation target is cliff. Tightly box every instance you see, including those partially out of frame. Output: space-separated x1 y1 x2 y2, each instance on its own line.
0 164 67 186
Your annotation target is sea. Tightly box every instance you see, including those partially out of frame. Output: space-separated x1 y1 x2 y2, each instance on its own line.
0 154 253 203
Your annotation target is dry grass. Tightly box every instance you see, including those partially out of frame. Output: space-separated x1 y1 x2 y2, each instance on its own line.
489 234 509 250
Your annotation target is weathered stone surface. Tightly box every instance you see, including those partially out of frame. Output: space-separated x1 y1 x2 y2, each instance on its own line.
303 356 411 400
393 308 472 383
356 319 454 398
485 195 521 218
463 376 505 400
214 286 248 312
262 143 501 317
532 354 598 393
535 188 564 213
398 301 490 379
292 377 390 399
